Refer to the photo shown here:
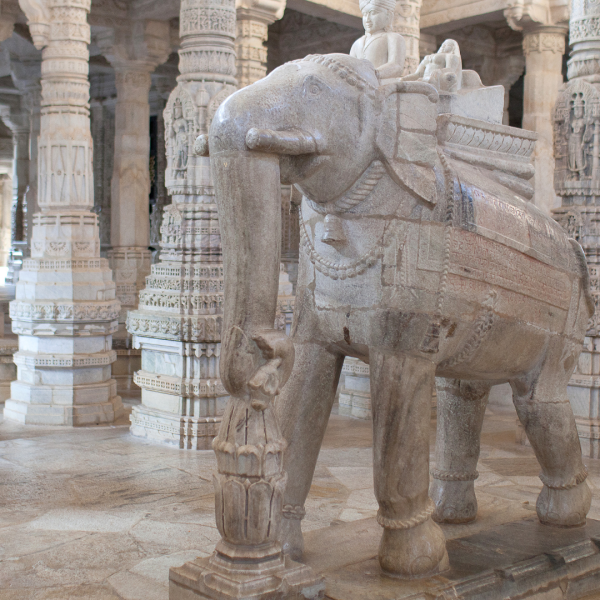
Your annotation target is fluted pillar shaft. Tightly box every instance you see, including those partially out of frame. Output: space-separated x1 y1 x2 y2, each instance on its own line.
5 0 122 425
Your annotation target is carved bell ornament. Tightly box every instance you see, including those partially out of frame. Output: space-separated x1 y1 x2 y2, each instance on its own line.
321 214 346 245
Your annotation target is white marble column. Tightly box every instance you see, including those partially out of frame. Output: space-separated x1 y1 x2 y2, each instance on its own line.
522 27 567 214
552 0 600 457
235 0 285 88
504 0 569 214
127 0 237 448
5 0 123 425
394 0 422 75
98 23 170 394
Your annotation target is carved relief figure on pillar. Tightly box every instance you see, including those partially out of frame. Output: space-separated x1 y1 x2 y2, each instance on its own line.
172 99 188 178
568 93 593 174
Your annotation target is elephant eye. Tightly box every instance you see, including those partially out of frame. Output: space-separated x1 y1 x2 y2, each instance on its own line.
303 76 325 97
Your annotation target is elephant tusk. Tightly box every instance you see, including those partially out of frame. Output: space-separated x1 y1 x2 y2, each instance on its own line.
382 81 439 104
246 128 318 155
194 134 209 157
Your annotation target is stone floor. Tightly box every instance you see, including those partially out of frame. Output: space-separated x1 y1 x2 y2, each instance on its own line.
2 401 600 599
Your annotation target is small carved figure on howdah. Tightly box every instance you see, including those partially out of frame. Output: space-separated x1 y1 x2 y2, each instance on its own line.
350 0 406 79
568 93 592 174
402 38 462 92
194 39 592 592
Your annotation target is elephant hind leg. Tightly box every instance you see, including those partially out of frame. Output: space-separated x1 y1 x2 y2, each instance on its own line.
510 338 591 527
430 378 491 524
370 351 448 579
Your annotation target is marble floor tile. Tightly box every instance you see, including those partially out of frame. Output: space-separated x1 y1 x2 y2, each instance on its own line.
1 405 598 598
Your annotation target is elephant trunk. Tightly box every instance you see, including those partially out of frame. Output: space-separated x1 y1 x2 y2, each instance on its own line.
213 150 292 398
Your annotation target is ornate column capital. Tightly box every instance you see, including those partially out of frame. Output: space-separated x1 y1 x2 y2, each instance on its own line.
522 25 567 56
96 19 171 75
505 0 569 32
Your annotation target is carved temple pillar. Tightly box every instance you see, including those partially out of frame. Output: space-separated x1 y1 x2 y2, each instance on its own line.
503 0 569 213
127 0 236 448
4 0 123 425
5 57 42 284
235 0 285 88
552 0 600 457
522 27 567 214
6 118 28 270
98 21 171 395
394 0 421 75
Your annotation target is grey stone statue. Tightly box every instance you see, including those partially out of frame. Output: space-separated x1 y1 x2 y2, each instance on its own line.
200 51 592 582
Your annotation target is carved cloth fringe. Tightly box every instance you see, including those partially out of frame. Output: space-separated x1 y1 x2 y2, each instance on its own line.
539 469 588 490
282 504 306 520
377 499 435 530
430 468 479 482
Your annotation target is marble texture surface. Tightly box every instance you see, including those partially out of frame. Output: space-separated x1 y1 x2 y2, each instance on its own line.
1 404 599 598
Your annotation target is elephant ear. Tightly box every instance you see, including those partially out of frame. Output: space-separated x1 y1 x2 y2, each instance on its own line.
376 90 439 206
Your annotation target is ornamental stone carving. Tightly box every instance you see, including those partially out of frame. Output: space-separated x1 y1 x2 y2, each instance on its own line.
128 0 236 450
194 45 591 590
5 0 123 426
552 0 600 457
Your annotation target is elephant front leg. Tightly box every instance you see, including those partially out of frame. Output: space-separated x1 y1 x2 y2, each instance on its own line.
370 350 449 579
275 341 344 560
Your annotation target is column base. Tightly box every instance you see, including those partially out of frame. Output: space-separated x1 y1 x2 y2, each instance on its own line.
113 347 141 394
169 544 325 600
4 379 124 425
0 338 17 404
130 404 221 449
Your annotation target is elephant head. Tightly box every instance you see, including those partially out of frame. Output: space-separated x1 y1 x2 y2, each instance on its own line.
207 53 439 402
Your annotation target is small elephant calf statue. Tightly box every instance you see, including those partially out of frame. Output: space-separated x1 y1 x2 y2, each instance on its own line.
207 53 593 579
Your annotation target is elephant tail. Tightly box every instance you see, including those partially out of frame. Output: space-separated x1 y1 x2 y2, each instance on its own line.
570 238 595 318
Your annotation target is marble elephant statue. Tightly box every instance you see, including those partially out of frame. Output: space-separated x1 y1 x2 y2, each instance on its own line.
204 53 593 580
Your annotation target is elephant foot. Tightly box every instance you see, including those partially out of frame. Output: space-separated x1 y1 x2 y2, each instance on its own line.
378 517 449 579
537 479 591 527
430 479 478 524
279 515 304 560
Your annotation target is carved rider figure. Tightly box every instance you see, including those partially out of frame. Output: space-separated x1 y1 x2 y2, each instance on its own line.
350 0 406 80
568 94 591 174
402 39 462 93
172 100 188 176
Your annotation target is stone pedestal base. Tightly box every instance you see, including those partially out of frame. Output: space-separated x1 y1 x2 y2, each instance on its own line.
5 379 124 425
301 514 600 600
128 335 227 449
112 347 141 394
170 542 325 600
130 402 221 449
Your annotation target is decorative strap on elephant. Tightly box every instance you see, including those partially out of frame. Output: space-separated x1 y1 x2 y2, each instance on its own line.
302 160 387 215
539 468 588 490
377 499 435 530
430 468 479 482
299 216 391 279
282 504 306 520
